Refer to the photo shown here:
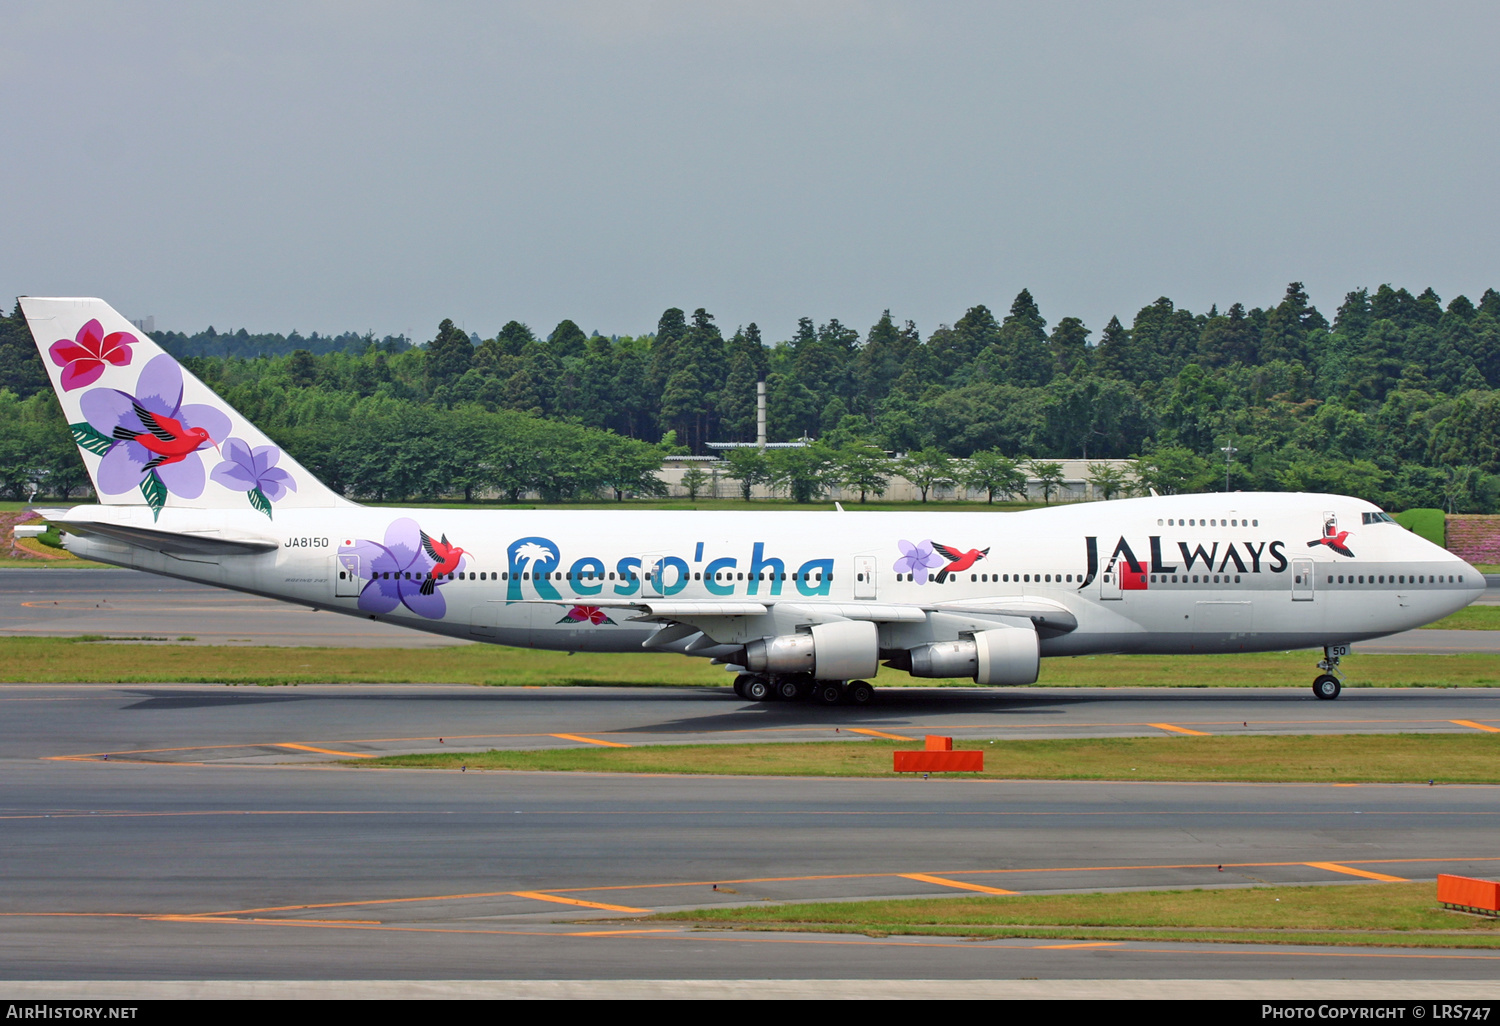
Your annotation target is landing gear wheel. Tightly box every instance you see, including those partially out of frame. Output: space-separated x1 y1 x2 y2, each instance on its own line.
1313 674 1341 700
777 678 806 701
846 680 875 706
733 674 752 699
814 681 844 706
744 676 772 702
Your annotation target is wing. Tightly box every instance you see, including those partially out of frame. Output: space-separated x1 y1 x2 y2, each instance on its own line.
133 402 182 442
420 530 441 561
930 542 962 562
1329 542 1355 558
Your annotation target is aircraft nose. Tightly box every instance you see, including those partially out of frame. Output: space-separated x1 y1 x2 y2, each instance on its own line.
1460 558 1487 596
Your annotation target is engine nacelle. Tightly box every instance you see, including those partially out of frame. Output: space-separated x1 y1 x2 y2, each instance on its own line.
743 620 879 680
908 639 978 678
974 626 1039 685
907 627 1039 685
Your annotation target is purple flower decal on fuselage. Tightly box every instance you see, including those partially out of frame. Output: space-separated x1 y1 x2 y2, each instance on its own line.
49 318 134 391
339 518 464 620
72 355 231 518
210 437 297 518
894 539 945 584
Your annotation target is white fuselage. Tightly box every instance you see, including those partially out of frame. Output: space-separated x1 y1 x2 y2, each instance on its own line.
57 492 1484 668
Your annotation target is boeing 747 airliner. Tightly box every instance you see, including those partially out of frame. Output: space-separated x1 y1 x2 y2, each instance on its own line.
19 297 1486 705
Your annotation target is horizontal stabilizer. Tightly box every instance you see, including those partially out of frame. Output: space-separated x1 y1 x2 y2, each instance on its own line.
60 520 278 555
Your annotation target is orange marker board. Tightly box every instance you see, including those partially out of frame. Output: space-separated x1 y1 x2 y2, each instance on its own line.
925 735 953 751
894 751 983 772
1438 874 1500 913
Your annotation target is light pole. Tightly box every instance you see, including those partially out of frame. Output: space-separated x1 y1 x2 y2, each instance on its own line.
1220 445 1238 493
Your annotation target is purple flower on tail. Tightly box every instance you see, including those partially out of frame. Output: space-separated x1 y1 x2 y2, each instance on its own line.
210 437 297 518
72 355 231 518
894 539 945 585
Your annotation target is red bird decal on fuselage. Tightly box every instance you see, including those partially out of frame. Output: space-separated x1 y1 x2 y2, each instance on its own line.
931 542 990 582
420 531 466 595
112 402 213 470
1307 531 1355 558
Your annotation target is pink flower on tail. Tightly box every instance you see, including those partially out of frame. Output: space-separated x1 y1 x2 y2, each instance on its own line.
50 319 135 391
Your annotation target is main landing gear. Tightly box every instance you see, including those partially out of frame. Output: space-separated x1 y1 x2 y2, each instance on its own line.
734 674 875 706
1313 645 1347 700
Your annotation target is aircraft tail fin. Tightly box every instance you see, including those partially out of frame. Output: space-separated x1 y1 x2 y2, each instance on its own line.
20 297 352 519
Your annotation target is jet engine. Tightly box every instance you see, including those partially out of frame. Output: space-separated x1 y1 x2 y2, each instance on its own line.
743 620 879 681
907 627 1039 685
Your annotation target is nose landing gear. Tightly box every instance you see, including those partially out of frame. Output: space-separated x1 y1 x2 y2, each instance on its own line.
1313 645 1348 700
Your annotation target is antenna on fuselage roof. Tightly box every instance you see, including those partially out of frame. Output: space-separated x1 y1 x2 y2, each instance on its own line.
1149 488 1160 497
835 502 846 512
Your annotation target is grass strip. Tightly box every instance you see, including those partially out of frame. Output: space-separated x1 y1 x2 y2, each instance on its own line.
362 733 1500 783
1424 605 1500 630
650 882 1500 949
0 637 1497 687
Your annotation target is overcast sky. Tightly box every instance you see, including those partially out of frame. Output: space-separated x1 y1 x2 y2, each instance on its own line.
2 1 1496 344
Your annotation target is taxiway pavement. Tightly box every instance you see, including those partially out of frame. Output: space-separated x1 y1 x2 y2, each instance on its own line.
2 683 1500 983
1 567 1496 652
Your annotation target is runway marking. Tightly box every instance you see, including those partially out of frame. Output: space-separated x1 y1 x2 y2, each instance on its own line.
549 734 632 748
203 885 651 918
897 873 1017 895
1031 941 1121 949
1305 862 1409 882
509 891 649 913
35 712 1500 763
549 855 1500 898
276 743 375 759
566 928 683 937
43 911 1500 962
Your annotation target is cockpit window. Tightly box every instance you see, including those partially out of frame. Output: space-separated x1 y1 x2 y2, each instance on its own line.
1361 512 1396 525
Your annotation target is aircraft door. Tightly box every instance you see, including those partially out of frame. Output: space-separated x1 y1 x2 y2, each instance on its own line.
641 554 664 598
335 552 362 597
853 556 877 600
1099 557 1122 600
1291 557 1315 601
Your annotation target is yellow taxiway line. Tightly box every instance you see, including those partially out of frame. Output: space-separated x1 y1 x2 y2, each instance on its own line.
897 873 1016 895
508 891 649 913
1149 723 1212 736
276 743 375 758
549 733 632 748
1305 862 1408 882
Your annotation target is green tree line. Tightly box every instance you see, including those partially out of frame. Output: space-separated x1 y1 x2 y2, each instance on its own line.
1 282 1498 509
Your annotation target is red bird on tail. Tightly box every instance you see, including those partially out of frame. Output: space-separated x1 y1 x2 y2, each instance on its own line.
113 402 214 470
420 531 466 595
